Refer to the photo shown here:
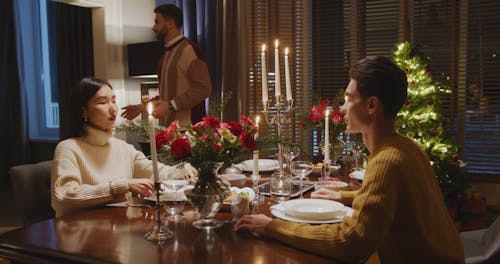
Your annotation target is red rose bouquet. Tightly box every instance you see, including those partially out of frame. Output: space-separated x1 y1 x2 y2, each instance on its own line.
298 99 346 160
156 116 258 174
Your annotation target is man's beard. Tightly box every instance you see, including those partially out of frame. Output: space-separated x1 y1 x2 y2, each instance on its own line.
155 29 167 41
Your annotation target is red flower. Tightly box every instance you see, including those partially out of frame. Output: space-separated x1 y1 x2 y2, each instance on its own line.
330 105 344 125
213 142 222 151
170 138 192 158
202 116 221 129
240 115 257 134
155 120 179 149
309 105 325 122
319 99 330 107
227 121 243 136
298 121 305 127
239 131 255 151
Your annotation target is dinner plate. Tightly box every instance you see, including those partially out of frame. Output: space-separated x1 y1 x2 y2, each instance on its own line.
144 185 194 202
282 199 345 220
349 170 365 181
235 159 279 172
271 203 353 224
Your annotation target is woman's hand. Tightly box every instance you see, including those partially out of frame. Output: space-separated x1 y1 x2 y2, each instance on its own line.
128 178 155 197
234 214 272 234
311 188 342 202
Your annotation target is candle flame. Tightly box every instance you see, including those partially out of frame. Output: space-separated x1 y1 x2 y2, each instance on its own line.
147 102 153 115
255 115 260 126
275 39 279 48
262 44 266 52
285 47 289 55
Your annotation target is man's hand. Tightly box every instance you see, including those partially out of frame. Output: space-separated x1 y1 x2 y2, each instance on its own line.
121 104 143 120
128 178 155 197
311 188 342 202
152 100 169 120
234 214 272 234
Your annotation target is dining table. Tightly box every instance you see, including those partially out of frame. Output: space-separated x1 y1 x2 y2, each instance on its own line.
0 172 360 264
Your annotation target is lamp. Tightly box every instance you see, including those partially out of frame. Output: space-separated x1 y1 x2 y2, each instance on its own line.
127 41 164 78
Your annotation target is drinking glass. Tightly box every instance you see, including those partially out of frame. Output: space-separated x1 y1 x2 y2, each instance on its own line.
250 174 261 199
350 139 366 170
291 161 313 199
163 179 188 222
269 171 292 204
283 144 300 173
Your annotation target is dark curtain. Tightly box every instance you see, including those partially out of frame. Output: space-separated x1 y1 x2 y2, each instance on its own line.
0 0 30 191
54 2 94 139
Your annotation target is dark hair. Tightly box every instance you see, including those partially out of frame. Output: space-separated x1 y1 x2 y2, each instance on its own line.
349 56 408 119
154 4 183 29
68 77 112 138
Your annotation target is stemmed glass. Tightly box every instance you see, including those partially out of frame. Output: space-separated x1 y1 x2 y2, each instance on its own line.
349 138 366 170
290 161 313 199
250 174 261 199
283 144 300 173
163 179 188 222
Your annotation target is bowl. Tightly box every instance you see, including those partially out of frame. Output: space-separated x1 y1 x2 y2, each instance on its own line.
220 173 247 188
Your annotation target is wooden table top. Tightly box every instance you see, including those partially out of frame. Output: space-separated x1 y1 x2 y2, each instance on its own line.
0 176 359 264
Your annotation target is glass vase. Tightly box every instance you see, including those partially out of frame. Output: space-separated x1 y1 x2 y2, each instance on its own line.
185 162 229 229
319 138 345 165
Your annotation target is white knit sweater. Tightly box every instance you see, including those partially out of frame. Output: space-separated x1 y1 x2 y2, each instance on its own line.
51 126 183 216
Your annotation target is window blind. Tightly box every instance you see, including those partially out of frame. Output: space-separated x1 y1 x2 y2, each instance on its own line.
245 0 312 158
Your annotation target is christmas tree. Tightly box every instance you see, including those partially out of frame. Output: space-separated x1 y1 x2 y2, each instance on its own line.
392 42 466 197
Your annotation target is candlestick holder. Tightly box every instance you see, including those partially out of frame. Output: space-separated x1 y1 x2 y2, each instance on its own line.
144 181 174 243
321 160 331 182
287 99 295 113
262 100 270 124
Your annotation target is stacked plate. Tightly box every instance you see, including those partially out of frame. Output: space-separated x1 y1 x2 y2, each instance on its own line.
271 199 352 224
349 170 365 181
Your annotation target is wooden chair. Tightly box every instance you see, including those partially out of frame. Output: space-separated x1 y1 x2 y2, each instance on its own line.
8 160 55 225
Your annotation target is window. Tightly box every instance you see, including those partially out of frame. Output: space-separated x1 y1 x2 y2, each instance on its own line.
244 0 313 158
14 0 59 140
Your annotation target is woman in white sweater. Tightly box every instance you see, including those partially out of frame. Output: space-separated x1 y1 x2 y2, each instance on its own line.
51 77 194 216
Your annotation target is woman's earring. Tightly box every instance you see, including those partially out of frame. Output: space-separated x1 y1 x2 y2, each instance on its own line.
84 117 88 123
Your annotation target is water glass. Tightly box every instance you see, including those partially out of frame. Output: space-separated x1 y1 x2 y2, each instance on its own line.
291 161 313 199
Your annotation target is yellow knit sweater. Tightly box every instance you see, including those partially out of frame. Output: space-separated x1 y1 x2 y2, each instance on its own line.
51 126 184 217
265 134 464 263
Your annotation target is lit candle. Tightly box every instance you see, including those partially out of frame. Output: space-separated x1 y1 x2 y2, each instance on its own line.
274 39 281 98
147 103 160 181
255 115 260 139
253 116 260 176
324 109 330 163
284 47 292 101
261 44 268 103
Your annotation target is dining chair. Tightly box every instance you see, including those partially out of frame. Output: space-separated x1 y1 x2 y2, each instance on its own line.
8 160 55 226
460 217 500 264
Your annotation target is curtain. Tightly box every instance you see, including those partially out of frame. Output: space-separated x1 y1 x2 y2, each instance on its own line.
54 2 94 140
0 0 31 190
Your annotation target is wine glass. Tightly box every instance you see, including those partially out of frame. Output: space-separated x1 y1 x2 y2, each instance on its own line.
283 144 300 173
250 174 261 199
163 179 188 222
291 161 313 199
350 138 366 170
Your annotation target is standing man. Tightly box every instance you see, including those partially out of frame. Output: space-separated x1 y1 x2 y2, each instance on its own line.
122 4 211 128
235 57 464 263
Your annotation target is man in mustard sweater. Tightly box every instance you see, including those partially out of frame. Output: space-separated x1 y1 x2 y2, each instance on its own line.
235 57 465 263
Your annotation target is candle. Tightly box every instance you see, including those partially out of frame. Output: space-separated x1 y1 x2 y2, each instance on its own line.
324 109 330 163
274 39 281 97
253 116 260 176
255 115 260 139
284 48 292 101
261 44 268 103
147 103 160 181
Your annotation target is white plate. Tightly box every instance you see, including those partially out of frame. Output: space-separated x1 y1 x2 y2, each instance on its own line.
235 159 279 172
144 185 194 202
271 203 353 224
282 199 345 220
349 170 365 181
